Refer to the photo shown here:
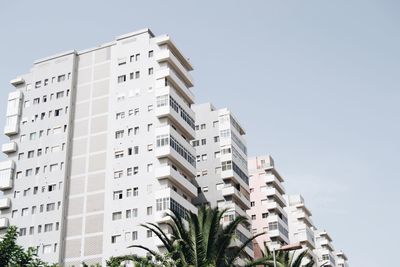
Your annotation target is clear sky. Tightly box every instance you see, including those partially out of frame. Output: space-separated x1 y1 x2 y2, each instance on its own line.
1 1 399 266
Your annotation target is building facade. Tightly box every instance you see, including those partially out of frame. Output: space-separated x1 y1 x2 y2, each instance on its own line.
285 194 317 266
314 230 337 267
192 103 253 260
247 155 289 253
0 28 198 266
335 250 349 267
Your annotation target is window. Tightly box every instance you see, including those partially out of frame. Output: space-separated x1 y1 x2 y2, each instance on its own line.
133 187 139 196
43 244 52 254
132 231 138 240
250 201 255 207
135 53 140 61
147 206 152 215
214 136 220 143
156 134 169 147
262 213 268 219
117 75 126 83
148 50 154 57
112 212 122 221
126 189 132 197
251 215 256 220
201 139 206 145
115 151 124 159
113 190 123 200
148 68 154 75
35 81 41 88
33 98 40 104
46 203 55 211
147 105 153 112
54 108 62 117
268 222 278 230
147 144 153 151
48 184 56 192
203 186 209 192
134 108 139 115
147 230 152 238
30 132 36 140
132 208 138 217
147 163 153 172
58 74 66 82
25 169 33 176
202 154 207 161
147 123 153 131
29 226 34 235
135 71 140 79
115 130 124 139
126 209 132 218
114 170 123 179
56 91 64 98
111 235 121 244
134 126 139 135
201 124 206 130
28 150 34 158
44 223 53 232
127 167 133 176
116 112 125 120
133 166 139 175
21 208 29 216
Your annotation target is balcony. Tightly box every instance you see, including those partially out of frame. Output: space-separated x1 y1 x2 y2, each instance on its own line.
155 165 197 198
0 198 11 209
0 218 9 229
154 188 197 224
318 239 334 251
221 186 251 209
294 211 313 226
265 201 285 215
156 50 193 87
155 68 194 104
264 175 285 194
2 142 17 154
155 88 195 139
155 127 196 176
10 77 25 87
0 160 15 190
4 121 19 136
265 188 286 207
294 228 315 249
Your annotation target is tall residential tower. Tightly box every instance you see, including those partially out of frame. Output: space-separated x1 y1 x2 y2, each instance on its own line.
192 103 253 261
0 28 198 266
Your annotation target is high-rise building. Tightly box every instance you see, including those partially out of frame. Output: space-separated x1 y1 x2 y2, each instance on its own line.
0 28 198 266
192 103 253 261
285 194 317 266
247 155 289 254
335 250 349 267
314 230 337 267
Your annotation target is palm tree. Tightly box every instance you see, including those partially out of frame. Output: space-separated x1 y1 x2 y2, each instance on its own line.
129 205 265 267
258 245 315 267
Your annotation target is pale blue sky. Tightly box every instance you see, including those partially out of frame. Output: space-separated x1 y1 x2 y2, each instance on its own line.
1 1 399 266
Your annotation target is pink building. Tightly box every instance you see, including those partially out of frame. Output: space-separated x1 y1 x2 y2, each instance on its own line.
247 155 289 253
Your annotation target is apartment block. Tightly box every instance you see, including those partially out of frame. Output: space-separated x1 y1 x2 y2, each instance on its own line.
285 195 317 266
314 230 337 267
248 155 289 254
192 103 253 260
335 250 349 267
0 28 198 266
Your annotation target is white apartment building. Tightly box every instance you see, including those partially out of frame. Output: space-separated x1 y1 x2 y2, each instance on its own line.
192 103 253 260
314 230 337 267
335 250 349 267
248 155 289 255
0 28 198 266
285 194 317 266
